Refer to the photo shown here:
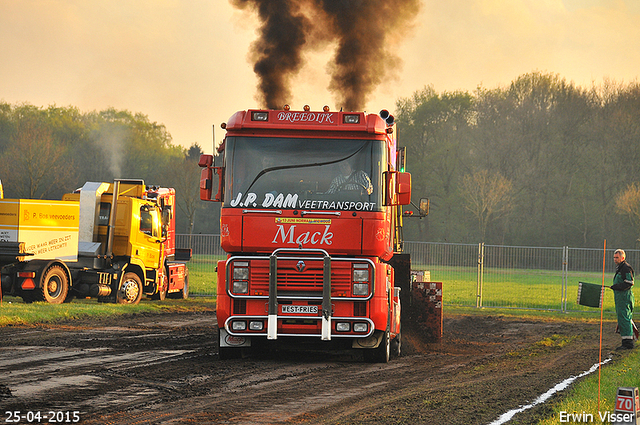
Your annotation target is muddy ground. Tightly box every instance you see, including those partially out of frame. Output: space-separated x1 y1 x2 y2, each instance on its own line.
0 308 625 425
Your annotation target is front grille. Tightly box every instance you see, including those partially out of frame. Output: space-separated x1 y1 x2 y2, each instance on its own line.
354 301 367 316
249 259 352 296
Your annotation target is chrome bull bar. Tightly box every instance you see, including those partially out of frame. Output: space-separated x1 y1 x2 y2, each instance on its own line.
268 248 332 341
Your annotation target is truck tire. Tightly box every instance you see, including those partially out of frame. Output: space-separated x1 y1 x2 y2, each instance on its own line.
363 328 390 363
152 275 168 301
391 329 402 358
117 272 143 305
40 265 70 304
181 270 189 299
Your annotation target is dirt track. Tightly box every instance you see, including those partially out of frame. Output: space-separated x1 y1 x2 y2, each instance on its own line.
0 309 624 425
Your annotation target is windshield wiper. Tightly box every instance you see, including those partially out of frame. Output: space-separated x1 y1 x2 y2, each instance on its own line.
243 145 366 194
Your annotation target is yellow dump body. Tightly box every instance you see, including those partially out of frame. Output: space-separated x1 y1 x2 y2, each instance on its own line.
0 199 80 261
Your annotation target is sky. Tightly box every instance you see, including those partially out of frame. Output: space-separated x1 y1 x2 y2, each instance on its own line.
1 0 639 154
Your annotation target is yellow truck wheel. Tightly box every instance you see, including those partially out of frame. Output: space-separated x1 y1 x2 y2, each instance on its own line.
40 265 70 304
117 272 143 305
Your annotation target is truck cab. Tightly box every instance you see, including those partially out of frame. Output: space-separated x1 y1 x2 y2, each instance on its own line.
200 107 415 362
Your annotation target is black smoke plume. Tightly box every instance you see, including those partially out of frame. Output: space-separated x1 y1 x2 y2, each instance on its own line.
231 0 420 111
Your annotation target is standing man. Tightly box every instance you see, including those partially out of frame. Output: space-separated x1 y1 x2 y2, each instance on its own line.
611 249 635 350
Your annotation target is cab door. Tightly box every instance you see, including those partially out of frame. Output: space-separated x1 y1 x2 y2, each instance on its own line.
133 201 163 269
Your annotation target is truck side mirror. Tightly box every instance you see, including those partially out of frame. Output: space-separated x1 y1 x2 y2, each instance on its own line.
198 154 224 202
200 167 213 201
396 172 412 205
383 171 395 206
419 198 429 216
161 206 171 238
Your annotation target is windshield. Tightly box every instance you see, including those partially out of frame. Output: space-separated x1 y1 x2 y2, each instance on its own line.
224 136 384 212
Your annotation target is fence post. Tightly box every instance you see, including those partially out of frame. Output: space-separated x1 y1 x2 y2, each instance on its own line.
561 246 568 312
477 242 484 308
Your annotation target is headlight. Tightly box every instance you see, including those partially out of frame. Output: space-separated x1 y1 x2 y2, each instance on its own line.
231 321 246 331
336 322 350 332
354 323 368 333
233 262 249 280
233 280 249 294
353 283 369 296
353 268 369 282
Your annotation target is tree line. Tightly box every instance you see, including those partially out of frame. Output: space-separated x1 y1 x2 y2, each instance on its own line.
0 102 217 234
396 72 640 248
3 71 640 248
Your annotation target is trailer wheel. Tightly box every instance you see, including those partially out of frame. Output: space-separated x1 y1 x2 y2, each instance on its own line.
117 272 143 305
364 328 390 363
40 265 70 304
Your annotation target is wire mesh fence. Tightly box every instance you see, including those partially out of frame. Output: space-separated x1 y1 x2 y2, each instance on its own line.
176 234 224 296
405 242 640 313
177 234 638 312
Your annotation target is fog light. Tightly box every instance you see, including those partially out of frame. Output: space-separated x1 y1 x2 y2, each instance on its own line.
354 323 368 333
343 114 360 124
233 280 248 294
353 283 369 296
251 111 269 121
231 321 247 331
336 322 350 332
249 321 264 331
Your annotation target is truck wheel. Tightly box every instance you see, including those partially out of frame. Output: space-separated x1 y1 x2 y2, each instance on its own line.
117 272 143 305
391 330 402 358
363 329 390 363
181 271 189 299
40 265 70 304
152 275 168 301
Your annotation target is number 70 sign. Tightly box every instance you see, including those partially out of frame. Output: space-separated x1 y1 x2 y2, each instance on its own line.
616 395 637 413
613 387 639 425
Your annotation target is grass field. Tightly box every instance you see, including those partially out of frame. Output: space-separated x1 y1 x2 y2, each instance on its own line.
537 348 640 425
0 297 216 326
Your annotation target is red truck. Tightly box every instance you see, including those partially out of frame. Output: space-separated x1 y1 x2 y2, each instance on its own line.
199 106 426 362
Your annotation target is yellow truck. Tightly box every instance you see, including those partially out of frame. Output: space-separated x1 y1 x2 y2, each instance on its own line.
0 179 190 304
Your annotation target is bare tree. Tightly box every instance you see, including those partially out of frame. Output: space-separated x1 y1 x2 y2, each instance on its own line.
0 118 74 198
171 144 203 235
615 183 640 242
461 170 513 241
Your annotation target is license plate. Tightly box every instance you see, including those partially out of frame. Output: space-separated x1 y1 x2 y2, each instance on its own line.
281 305 318 314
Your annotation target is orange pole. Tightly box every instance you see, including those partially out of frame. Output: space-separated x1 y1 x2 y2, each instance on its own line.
598 239 606 411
